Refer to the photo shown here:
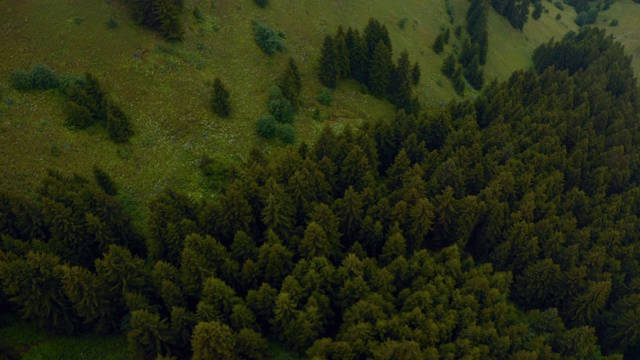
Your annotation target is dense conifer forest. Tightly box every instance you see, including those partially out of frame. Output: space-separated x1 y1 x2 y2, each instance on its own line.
2 23 640 359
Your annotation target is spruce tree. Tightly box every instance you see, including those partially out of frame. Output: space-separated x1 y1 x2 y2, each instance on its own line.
411 62 421 85
345 28 368 84
368 40 393 97
106 101 134 143
335 26 350 80
279 58 302 108
211 78 231 117
318 35 338 88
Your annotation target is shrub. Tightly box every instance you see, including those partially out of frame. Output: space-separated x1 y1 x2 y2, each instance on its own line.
553 1 564 10
269 97 294 123
278 124 295 144
610 19 618 26
256 115 277 139
586 8 598 24
253 21 286 55
254 0 269 8
30 64 59 90
575 12 587 26
398 17 408 30
10 69 34 92
556 13 562 20
317 88 333 106
10 64 59 92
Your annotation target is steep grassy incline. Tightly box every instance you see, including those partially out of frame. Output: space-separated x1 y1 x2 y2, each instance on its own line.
0 0 636 217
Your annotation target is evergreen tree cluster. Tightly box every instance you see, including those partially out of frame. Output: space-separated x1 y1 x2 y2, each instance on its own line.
490 0 531 30
253 21 286 56
2 27 640 359
256 58 301 144
10 64 59 92
64 73 134 143
318 19 421 114
124 0 185 41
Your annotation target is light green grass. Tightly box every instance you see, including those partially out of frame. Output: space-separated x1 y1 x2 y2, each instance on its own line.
597 0 640 76
0 0 637 218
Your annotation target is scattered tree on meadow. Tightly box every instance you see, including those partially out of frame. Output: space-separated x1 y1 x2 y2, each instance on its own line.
211 78 231 117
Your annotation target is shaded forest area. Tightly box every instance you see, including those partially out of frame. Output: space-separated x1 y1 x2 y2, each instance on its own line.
1 27 640 359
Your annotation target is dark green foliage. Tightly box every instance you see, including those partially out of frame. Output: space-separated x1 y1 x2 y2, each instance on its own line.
490 0 531 30
532 2 543 20
268 90 295 124
278 124 295 144
63 73 133 144
318 35 338 88
610 19 618 26
575 11 587 26
253 21 286 55
466 0 489 64
411 62 421 85
125 0 184 40
335 26 351 80
5 20 640 360
442 54 456 78
256 115 277 139
368 41 392 97
586 8 599 24
106 102 134 143
10 64 59 92
211 78 230 117
317 87 333 106
279 58 302 107
93 166 118 196
451 65 465 95
254 0 268 8
432 33 445 54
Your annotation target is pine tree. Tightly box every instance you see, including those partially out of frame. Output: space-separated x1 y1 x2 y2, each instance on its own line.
279 58 302 108
106 101 134 143
191 321 235 360
335 26 351 80
211 78 230 117
318 35 338 88
363 18 392 60
442 54 457 78
411 62 421 85
153 0 184 41
368 40 393 97
346 28 368 83
127 309 169 359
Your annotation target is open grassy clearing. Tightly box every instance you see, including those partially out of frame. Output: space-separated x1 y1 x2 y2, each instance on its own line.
598 0 640 76
0 0 637 220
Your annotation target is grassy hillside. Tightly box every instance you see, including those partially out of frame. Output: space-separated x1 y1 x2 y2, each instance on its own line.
0 0 637 219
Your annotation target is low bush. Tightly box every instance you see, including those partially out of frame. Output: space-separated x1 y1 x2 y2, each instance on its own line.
317 88 333 106
10 64 59 92
256 115 277 139
278 124 295 144
253 21 286 55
